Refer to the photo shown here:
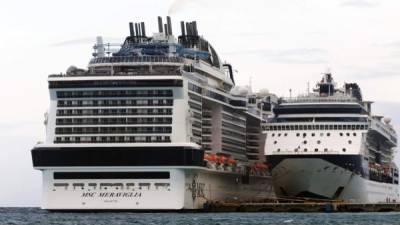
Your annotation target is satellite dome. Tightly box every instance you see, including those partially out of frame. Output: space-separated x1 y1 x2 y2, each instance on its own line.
257 88 270 97
383 117 391 124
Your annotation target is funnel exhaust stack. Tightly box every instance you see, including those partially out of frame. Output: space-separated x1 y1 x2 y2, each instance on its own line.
167 16 173 35
180 21 185 36
135 23 139 37
138 23 142 37
129 22 135 37
164 24 168 35
141 22 146 37
158 16 163 33
192 21 198 36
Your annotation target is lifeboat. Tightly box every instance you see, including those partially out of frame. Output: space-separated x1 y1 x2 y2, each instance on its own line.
218 155 227 164
227 158 236 165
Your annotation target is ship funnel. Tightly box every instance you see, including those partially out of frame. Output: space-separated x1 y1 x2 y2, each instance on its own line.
167 16 173 35
137 23 141 37
164 24 168 35
135 23 139 37
141 22 146 37
158 16 163 33
96 36 105 57
192 21 198 36
186 22 191 36
129 22 135 37
180 21 185 36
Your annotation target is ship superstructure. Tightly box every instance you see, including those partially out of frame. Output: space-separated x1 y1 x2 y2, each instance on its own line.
264 73 399 203
31 17 274 210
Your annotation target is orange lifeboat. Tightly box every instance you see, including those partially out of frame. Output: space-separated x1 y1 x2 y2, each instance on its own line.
218 155 228 164
227 158 236 165
208 153 218 162
204 153 211 161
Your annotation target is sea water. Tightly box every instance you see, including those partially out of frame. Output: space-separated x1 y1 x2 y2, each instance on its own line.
1 208 400 225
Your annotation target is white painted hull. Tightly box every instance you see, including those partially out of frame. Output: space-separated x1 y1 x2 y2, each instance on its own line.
41 167 274 210
272 158 400 203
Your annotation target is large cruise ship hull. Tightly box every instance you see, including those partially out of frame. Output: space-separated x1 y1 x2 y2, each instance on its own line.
33 146 274 210
268 155 399 203
38 167 273 210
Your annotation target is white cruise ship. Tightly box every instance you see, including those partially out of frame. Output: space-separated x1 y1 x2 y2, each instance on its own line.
31 17 275 210
264 73 399 203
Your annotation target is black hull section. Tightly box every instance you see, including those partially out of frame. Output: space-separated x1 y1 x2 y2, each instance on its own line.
32 146 205 167
267 154 366 178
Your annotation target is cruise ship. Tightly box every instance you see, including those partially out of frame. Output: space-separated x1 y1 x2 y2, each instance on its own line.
31 17 274 210
264 73 399 203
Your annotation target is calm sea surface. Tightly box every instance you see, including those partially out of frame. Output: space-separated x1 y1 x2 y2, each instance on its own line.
1 208 400 225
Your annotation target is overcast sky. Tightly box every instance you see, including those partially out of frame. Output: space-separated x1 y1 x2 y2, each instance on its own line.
1 0 400 207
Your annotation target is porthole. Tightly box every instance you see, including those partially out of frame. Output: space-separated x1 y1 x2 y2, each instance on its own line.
327 133 331 137
320 133 324 137
277 149 281 152
317 140 321 144
304 148 308 152
342 148 346 152
278 133 281 137
346 133 350 136
311 133 315 137
284 133 288 136
296 133 300 137
340 133 343 136
303 133 307 138
272 133 275 137
314 148 318 152
294 148 298 152
324 148 328 152
353 133 357 136
274 141 277 144
348 140 352 144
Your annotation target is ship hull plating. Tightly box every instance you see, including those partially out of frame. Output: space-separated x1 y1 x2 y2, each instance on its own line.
269 156 399 203
41 167 274 210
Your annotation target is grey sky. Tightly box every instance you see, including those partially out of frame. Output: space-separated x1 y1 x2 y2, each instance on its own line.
1 0 399 206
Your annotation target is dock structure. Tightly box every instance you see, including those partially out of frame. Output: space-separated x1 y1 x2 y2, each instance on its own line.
203 198 400 212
